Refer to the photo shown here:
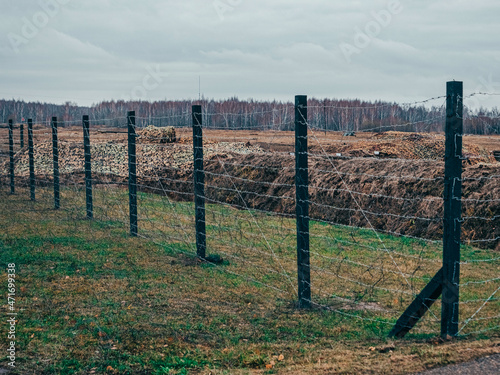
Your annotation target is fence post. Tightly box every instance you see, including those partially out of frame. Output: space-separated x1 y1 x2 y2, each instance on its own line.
20 123 24 148
51 117 60 209
388 81 464 339
295 95 311 308
83 115 93 219
8 120 14 194
28 119 35 201
441 81 463 338
128 111 138 237
192 105 206 259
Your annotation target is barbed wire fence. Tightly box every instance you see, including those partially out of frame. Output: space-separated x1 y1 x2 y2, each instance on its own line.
0 82 498 339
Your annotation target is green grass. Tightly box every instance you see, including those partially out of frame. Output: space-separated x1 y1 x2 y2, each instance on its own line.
0 186 499 374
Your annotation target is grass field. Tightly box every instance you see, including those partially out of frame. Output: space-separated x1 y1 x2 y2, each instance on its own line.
0 185 499 374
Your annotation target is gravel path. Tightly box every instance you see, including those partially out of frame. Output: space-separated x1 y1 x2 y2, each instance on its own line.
416 354 500 374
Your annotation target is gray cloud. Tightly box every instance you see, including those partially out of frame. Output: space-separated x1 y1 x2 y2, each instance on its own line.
0 0 499 108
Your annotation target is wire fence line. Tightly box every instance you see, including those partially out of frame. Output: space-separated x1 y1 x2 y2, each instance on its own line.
0 83 499 339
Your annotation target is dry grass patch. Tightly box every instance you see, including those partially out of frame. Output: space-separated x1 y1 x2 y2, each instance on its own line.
0 187 498 374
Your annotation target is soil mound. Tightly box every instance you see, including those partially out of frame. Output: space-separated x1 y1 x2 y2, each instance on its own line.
1 131 498 250
138 125 177 144
312 131 494 164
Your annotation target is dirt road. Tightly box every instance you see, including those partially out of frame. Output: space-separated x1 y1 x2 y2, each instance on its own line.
417 354 500 374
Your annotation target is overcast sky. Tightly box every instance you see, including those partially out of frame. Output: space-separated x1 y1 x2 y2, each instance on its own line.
0 0 499 109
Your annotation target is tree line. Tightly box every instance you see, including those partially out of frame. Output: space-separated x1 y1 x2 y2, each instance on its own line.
1 97 498 134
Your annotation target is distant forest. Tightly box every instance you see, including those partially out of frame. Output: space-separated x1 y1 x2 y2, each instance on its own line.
1 97 498 134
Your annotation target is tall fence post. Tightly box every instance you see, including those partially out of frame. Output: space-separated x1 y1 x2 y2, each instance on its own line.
441 81 463 338
83 115 93 219
51 117 60 209
128 111 138 237
192 105 206 259
20 123 24 148
28 119 35 201
8 120 14 194
295 95 311 308
388 82 464 339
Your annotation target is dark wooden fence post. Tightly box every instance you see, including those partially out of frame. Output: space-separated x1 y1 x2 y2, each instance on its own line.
20 123 24 148
441 81 463 338
28 119 35 201
295 95 311 308
51 117 60 209
388 81 465 338
128 111 138 236
83 115 93 219
8 120 14 194
192 105 206 259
